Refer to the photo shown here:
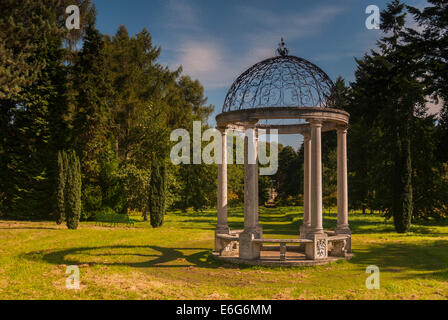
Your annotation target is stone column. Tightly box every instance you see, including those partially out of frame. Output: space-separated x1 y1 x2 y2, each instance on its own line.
216 128 229 234
244 128 257 232
300 133 311 239
239 125 261 260
305 120 327 260
309 120 323 235
215 128 230 252
254 131 262 236
336 125 351 251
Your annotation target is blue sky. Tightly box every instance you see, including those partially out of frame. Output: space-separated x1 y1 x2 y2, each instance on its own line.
94 0 429 149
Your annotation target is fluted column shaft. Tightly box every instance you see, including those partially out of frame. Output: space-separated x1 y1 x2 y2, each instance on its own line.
309 120 323 235
303 133 311 229
243 127 258 232
216 129 229 233
336 126 350 233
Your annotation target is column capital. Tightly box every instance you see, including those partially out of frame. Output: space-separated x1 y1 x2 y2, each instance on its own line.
336 124 349 133
241 121 258 129
217 125 228 134
308 119 323 127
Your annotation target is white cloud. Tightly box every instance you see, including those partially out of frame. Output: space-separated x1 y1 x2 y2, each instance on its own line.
173 40 262 89
175 41 233 88
178 42 220 75
238 4 348 46
163 2 349 90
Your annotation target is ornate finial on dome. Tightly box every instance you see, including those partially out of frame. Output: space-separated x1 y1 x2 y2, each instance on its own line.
276 37 289 56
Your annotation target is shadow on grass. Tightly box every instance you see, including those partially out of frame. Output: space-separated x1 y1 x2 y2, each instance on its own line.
350 240 448 281
176 207 447 240
0 226 61 230
22 245 238 270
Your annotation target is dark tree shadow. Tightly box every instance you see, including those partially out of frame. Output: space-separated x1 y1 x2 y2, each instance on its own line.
176 207 448 239
22 245 232 269
0 226 61 230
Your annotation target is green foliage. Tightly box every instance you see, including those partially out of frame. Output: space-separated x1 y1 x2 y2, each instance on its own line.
72 19 115 220
99 159 126 215
0 32 67 220
347 1 429 232
0 0 92 220
408 1 448 164
176 163 217 212
119 164 150 217
82 184 103 220
0 0 64 99
65 150 82 229
1 2 214 222
273 146 301 202
148 158 167 228
56 151 67 224
258 175 271 205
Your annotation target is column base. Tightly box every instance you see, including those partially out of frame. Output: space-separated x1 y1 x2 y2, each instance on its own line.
255 224 263 237
215 225 230 234
335 225 350 233
239 231 261 260
306 227 325 238
299 224 310 239
305 233 328 260
299 224 310 251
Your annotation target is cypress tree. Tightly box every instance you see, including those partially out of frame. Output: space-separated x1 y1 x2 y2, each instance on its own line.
65 150 82 229
148 157 166 228
392 124 413 232
56 150 67 224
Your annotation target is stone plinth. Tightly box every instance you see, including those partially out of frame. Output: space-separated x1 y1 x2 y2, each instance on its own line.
239 232 261 260
305 233 328 260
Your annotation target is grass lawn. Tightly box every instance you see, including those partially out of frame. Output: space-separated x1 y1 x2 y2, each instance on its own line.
1 207 447 300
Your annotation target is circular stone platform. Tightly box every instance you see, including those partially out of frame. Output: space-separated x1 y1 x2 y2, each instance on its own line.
212 250 353 267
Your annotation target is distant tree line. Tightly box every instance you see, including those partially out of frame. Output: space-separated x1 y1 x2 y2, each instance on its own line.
0 0 217 228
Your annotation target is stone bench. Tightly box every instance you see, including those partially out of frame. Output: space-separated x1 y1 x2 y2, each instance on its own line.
215 233 239 256
216 234 239 240
327 235 350 256
252 238 313 261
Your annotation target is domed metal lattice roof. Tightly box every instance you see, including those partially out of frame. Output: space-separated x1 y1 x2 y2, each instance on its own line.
222 39 335 113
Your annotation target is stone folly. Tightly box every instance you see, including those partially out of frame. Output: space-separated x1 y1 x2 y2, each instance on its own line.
212 41 353 266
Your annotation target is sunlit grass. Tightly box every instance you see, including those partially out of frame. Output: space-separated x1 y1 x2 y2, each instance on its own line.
0 207 447 299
